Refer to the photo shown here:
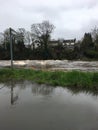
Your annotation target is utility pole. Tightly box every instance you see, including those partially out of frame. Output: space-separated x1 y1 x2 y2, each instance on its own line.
9 28 13 69
9 27 23 69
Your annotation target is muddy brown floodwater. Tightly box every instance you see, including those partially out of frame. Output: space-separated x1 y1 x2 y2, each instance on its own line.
0 60 98 71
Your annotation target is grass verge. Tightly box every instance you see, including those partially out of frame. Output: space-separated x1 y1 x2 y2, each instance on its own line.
0 68 98 93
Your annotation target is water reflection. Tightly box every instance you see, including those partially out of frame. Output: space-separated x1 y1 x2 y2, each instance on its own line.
0 81 98 130
1 80 98 107
67 85 98 96
4 81 54 105
10 81 18 105
4 80 98 97
31 84 53 96
6 81 54 94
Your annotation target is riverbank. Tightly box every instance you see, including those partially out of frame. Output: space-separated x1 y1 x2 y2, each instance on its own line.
0 68 98 93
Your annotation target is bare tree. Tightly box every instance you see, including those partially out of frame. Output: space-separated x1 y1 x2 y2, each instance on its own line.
2 29 10 49
91 27 98 44
17 28 26 43
17 28 31 45
91 27 98 51
31 20 55 50
25 31 31 45
0 32 4 45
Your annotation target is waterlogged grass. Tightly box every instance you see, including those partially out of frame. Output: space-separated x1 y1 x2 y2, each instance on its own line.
0 68 98 93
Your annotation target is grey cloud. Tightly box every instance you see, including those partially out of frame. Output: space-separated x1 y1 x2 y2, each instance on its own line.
0 0 98 40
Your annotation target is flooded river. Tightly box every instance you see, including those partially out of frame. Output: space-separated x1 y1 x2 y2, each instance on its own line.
0 81 98 130
0 60 98 71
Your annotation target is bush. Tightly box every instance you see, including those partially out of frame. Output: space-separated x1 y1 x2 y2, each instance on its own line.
84 50 98 59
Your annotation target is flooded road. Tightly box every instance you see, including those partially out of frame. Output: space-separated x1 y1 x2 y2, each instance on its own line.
0 60 98 71
0 81 98 130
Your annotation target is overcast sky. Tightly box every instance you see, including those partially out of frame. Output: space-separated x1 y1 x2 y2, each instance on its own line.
0 0 98 40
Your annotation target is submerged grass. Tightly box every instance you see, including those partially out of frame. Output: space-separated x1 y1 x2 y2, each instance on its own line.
0 68 98 93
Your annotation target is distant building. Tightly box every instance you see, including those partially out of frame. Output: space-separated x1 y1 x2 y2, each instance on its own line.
49 38 76 49
26 38 76 50
25 39 40 50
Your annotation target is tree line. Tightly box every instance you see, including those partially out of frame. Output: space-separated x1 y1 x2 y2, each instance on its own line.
0 20 98 60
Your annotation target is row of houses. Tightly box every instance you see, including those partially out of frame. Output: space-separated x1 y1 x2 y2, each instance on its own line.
30 38 76 50
0 36 77 50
